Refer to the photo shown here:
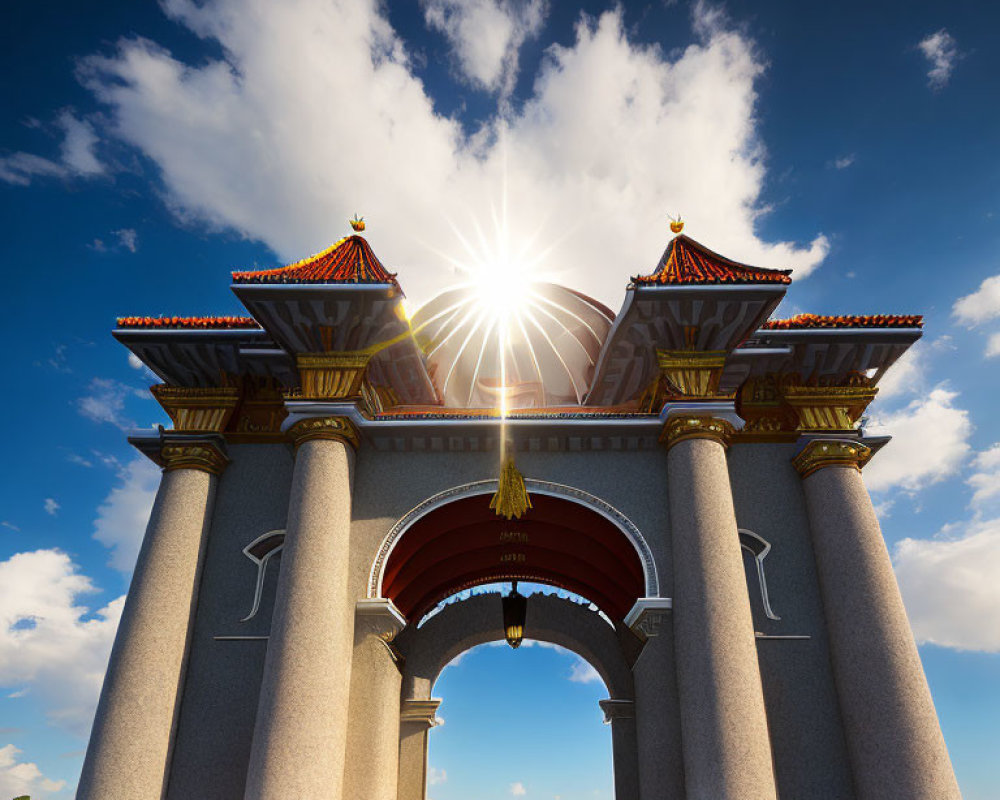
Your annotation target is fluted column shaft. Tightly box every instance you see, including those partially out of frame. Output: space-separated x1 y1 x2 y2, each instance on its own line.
78 442 225 800
796 440 960 799
665 417 777 800
244 418 358 799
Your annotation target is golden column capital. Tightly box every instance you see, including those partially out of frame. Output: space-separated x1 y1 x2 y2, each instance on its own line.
661 415 735 451
295 351 373 400
792 439 873 479
151 385 240 433
160 442 229 475
288 415 360 450
656 349 729 400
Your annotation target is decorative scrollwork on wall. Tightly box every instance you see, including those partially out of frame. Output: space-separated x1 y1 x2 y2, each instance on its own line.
239 529 285 622
739 529 781 621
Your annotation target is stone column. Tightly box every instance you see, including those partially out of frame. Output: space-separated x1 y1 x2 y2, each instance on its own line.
397 699 442 800
342 599 407 800
794 439 960 800
599 700 640 800
626 598 685 800
78 440 227 800
244 416 359 800
665 415 778 800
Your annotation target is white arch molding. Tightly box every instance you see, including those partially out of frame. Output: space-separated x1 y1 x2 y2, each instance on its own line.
367 479 661 601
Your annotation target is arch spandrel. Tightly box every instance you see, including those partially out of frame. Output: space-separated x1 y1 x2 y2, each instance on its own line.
368 479 660 623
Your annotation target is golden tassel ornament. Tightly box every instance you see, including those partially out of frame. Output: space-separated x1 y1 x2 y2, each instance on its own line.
490 458 532 520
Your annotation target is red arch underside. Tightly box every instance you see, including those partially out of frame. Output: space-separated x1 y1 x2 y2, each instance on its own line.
382 493 645 620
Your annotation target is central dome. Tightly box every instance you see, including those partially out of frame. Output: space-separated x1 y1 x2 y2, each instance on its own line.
411 282 614 409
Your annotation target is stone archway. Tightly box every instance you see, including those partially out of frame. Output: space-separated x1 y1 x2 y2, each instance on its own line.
393 592 639 800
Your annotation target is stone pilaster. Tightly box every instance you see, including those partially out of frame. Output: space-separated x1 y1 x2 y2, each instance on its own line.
342 600 407 800
244 416 359 800
663 415 778 800
78 440 226 800
794 439 960 799
397 699 442 800
626 598 685 800
599 700 640 800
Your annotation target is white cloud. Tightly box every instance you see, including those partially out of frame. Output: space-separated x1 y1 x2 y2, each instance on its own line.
77 378 147 430
872 343 923 401
428 766 447 785
567 657 600 684
43 498 61 517
510 781 527 796
114 228 138 253
0 549 124 736
895 516 1000 651
0 744 67 799
830 154 855 170
93 456 160 573
127 352 145 370
953 274 1000 326
968 444 1000 508
917 29 960 91
0 111 104 186
1 521 20 533
77 0 828 310
865 387 972 493
67 453 94 468
986 332 1000 358
423 0 546 95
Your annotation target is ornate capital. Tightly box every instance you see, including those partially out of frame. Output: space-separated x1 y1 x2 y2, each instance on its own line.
656 349 729 399
151 385 240 433
792 439 873 479
783 383 878 432
288 415 360 450
737 373 878 436
624 597 673 639
661 415 734 451
355 598 407 642
161 442 229 475
400 699 442 729
295 351 372 400
599 699 635 722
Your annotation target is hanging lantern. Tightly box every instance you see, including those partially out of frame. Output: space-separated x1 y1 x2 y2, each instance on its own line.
502 581 527 649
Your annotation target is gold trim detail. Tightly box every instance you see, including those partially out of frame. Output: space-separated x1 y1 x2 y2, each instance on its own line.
295 351 373 400
490 459 533 520
288 416 360 450
783 384 878 432
151 385 240 433
661 415 735 450
792 440 873 479
656 349 729 399
736 373 879 434
161 443 228 475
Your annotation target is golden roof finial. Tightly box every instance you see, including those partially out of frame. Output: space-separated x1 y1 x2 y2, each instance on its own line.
668 214 684 235
490 458 532 520
350 214 366 232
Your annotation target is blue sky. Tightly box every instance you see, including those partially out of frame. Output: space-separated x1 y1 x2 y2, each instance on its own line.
1 0 999 797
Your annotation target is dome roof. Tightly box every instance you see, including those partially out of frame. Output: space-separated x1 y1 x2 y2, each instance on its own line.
411 283 614 409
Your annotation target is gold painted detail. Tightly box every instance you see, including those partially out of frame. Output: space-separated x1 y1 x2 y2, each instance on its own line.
230 376 288 440
500 552 527 563
151 385 240 432
288 416 360 450
737 372 878 435
783 384 878 432
736 374 798 437
296 351 373 400
661 415 735 450
792 439 873 479
161 443 228 475
490 459 533 520
656 349 729 399
499 530 529 544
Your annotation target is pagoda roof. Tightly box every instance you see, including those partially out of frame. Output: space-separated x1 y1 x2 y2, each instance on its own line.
761 314 923 330
231 235 397 285
116 316 261 329
632 235 792 286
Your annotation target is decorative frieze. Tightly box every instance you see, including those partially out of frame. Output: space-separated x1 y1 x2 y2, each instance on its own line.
151 385 240 433
161 442 229 475
288 415 360 450
660 415 734 451
792 439 873 479
296 351 373 400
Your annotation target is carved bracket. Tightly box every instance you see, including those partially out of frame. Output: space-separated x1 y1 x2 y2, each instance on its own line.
295 351 373 400
151 385 240 433
656 349 729 399
624 597 673 640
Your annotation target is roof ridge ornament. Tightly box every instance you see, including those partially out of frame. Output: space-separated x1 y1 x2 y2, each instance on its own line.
350 214 366 232
668 214 684 235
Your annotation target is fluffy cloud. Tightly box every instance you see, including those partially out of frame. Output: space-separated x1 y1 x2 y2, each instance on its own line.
0 550 123 736
0 744 67 799
428 766 447 785
917 29 960 91
968 444 1000 508
872 342 923 401
894 516 1000 651
93 457 160 573
43 498 61 517
567 657 600 684
865 387 972 493
0 111 104 186
423 0 546 95
76 378 149 430
953 274 1000 326
510 781 527 796
77 0 827 309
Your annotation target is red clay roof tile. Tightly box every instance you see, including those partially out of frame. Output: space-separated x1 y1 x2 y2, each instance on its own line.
116 316 261 329
632 235 792 286
231 235 397 285
761 314 923 330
